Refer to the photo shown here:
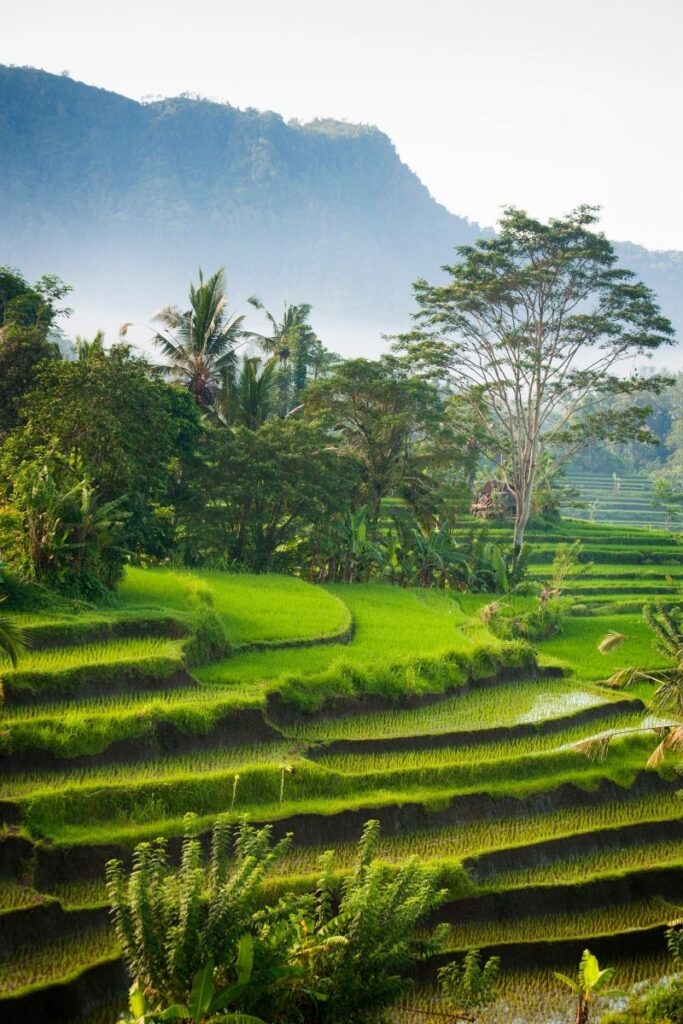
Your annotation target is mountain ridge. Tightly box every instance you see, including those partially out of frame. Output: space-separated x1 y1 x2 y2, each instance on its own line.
1 65 681 355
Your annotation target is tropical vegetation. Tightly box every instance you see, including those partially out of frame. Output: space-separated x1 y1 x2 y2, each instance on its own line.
0 207 682 1024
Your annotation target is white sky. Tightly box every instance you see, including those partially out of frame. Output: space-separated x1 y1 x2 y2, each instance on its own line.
2 0 682 251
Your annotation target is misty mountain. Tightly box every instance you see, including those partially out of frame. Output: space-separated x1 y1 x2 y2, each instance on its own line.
1 65 682 355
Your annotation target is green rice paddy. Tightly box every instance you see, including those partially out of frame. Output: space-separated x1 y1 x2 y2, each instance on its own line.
119 567 350 644
2 511 683 1020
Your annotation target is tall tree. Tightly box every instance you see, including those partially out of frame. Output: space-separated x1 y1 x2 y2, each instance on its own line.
215 354 278 429
399 207 675 548
0 266 71 331
1 341 200 562
152 268 245 407
181 420 358 571
305 356 447 522
247 298 319 414
0 266 71 436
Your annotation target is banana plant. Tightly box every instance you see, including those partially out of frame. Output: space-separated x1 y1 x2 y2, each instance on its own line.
554 949 622 1024
123 941 267 1023
471 540 509 593
338 506 384 582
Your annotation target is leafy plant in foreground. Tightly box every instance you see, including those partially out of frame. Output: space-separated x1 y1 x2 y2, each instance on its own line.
554 949 621 1024
107 816 450 1023
581 603 683 765
438 948 500 1016
122 952 267 1024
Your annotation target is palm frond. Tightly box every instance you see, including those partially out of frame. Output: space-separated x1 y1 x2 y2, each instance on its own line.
604 666 644 689
574 734 612 762
597 631 627 654
0 601 26 668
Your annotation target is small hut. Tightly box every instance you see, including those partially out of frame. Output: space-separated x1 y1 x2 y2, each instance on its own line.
470 480 517 519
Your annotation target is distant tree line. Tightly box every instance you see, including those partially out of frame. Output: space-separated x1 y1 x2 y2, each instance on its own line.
0 208 674 598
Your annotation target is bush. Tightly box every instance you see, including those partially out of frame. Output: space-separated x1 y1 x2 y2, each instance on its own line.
600 977 683 1023
108 816 450 1024
183 602 231 667
485 600 563 642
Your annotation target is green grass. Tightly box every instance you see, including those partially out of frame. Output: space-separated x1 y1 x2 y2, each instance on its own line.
193 585 531 711
195 584 475 685
537 614 670 680
119 567 350 645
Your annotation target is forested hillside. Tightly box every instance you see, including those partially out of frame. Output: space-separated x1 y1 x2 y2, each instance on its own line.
0 65 482 347
3 64 682 352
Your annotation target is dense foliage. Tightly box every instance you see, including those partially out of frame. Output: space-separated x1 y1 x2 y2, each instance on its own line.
0 266 520 594
108 816 450 1024
398 206 674 548
0 212 678 599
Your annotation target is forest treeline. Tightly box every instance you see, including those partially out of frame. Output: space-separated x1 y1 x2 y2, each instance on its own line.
0 207 677 598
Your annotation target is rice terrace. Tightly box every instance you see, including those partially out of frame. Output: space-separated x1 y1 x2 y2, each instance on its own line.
2 509 683 1023
3 13 683 1020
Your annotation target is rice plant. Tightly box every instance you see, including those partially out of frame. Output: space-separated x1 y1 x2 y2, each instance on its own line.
0 743 295 799
287 678 622 742
392 955 670 1024
0 880 45 911
479 837 683 890
312 710 647 772
50 879 109 908
447 899 670 948
2 636 183 675
0 928 118 995
270 792 683 878
120 566 351 645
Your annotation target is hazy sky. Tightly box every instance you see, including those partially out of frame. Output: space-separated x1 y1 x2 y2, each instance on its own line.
3 0 682 251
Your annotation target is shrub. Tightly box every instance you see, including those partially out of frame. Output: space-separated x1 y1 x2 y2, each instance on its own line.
107 816 450 1024
600 978 683 1023
184 602 231 667
485 600 563 642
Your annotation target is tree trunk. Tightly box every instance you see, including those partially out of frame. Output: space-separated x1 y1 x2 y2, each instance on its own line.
575 995 589 1024
513 488 533 553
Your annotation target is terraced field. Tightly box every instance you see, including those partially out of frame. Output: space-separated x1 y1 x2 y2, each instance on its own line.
1 525 682 1023
563 471 675 530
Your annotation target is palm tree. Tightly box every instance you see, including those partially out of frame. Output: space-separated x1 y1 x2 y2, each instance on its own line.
215 354 278 429
579 603 683 765
554 949 621 1024
247 298 317 415
75 330 106 362
152 268 245 408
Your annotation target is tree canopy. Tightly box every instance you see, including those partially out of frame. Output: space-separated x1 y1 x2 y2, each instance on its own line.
398 206 676 547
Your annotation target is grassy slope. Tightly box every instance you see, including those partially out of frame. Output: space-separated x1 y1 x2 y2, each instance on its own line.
119 567 350 645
